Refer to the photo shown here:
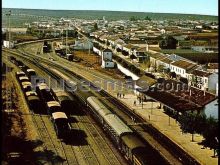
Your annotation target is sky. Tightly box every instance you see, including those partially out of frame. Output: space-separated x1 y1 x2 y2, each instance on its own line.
2 0 218 16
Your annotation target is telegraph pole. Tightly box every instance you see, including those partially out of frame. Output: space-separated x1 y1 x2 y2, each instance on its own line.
66 28 68 55
5 10 12 113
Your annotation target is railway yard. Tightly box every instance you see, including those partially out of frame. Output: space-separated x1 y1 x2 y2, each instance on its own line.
2 39 216 165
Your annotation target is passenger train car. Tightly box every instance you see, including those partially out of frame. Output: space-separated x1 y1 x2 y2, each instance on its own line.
86 96 161 165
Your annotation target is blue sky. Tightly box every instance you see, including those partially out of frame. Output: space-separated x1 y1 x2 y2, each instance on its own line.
3 0 218 16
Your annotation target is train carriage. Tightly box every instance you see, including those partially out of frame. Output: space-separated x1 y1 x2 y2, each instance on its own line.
25 69 36 79
103 114 133 146
87 96 112 124
51 112 71 139
26 92 43 113
15 71 26 79
66 54 73 61
120 134 147 164
18 76 29 84
47 101 62 114
53 90 75 115
21 81 32 92
36 83 55 102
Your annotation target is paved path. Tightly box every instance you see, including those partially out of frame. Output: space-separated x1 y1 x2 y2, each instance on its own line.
109 92 218 165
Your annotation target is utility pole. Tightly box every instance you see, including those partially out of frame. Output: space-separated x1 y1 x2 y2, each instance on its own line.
88 38 90 55
6 10 11 48
62 28 64 45
5 10 12 113
66 28 68 55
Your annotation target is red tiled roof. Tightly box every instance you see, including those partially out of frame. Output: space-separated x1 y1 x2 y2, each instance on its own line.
142 79 217 111
191 70 212 77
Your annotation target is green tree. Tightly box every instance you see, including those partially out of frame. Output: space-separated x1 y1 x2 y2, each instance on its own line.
130 16 139 21
202 117 218 149
159 36 178 49
157 64 165 73
94 23 98 30
179 113 197 141
144 16 152 21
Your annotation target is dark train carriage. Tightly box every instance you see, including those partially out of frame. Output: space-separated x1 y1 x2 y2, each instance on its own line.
25 69 36 79
27 95 43 113
51 112 71 139
121 134 169 165
21 65 30 72
54 90 75 115
14 60 24 67
36 83 55 102
21 81 32 92
47 101 62 114
18 76 29 84
120 134 146 162
66 54 73 61
15 71 26 79
9 56 16 63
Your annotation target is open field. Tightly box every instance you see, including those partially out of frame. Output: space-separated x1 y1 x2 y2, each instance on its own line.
2 8 218 27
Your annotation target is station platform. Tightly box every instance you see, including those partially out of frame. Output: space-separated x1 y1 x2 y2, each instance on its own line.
108 91 218 165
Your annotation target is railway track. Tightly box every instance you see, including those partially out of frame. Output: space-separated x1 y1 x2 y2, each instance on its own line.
3 50 124 165
77 113 123 165
3 48 200 164
40 115 79 165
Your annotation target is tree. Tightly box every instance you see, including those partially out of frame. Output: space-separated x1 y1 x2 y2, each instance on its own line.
130 16 139 21
179 113 197 141
157 64 165 73
159 36 178 49
144 16 152 21
202 117 218 149
94 23 98 30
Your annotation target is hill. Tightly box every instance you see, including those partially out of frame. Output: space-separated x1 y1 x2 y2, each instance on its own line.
2 8 218 27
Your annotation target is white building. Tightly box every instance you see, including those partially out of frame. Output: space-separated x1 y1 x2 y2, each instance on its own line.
170 60 197 78
101 49 114 68
73 39 93 50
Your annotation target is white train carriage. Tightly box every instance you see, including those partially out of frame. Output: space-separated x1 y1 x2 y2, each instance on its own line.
47 101 62 114
52 112 71 139
103 114 133 146
87 96 112 123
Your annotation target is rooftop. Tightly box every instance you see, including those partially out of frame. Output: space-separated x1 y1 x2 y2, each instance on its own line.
171 60 197 71
142 79 217 111
191 70 213 77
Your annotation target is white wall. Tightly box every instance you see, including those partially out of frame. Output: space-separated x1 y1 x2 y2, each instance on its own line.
202 99 218 120
93 47 102 56
208 73 218 93
116 62 139 80
170 65 186 78
102 51 112 61
101 61 114 68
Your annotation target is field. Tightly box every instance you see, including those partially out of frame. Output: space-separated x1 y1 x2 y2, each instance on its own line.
2 8 218 27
